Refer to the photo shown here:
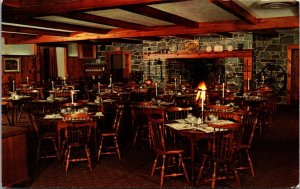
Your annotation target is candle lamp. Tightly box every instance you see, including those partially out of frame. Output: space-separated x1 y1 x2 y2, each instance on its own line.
196 81 207 122
247 78 250 91
71 90 74 104
109 74 112 86
222 83 225 98
155 82 158 97
174 78 177 90
51 81 55 91
12 80 15 92
98 82 101 94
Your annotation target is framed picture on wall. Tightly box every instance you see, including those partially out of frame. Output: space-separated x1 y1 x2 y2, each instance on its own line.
3 57 21 72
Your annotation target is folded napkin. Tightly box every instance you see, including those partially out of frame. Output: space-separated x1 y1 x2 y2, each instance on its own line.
44 114 63 119
55 97 67 101
192 125 214 133
165 123 190 130
209 120 234 125
160 102 174 106
103 99 116 102
174 119 189 124
95 112 104 117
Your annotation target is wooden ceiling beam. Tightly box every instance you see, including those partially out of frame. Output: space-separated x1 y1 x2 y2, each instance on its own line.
2 32 37 40
7 16 299 44
121 5 199 28
2 25 71 36
2 18 110 34
62 13 150 30
210 0 257 24
2 0 187 17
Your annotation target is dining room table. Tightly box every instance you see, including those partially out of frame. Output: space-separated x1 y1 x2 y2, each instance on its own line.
2 95 32 125
234 95 268 112
41 111 104 156
165 118 240 185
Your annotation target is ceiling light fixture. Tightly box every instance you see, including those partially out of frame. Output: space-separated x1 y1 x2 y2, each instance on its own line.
258 0 298 9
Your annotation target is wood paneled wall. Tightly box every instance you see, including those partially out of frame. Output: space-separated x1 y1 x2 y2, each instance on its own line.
2 55 39 96
66 57 85 80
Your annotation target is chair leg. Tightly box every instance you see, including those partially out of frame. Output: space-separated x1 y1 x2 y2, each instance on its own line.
151 154 159 176
114 136 121 160
233 166 241 188
212 162 217 188
52 139 60 160
160 155 166 187
179 154 189 184
97 137 104 161
246 149 255 176
36 140 41 164
133 127 139 146
4 111 12 126
61 141 66 162
85 145 93 172
196 157 207 184
148 127 152 149
62 145 68 166
65 146 71 173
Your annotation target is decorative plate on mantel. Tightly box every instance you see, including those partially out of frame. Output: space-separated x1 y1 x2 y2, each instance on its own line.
184 41 200 52
168 44 178 53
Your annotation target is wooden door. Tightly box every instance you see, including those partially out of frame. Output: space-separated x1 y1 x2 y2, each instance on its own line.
287 45 299 105
106 51 131 83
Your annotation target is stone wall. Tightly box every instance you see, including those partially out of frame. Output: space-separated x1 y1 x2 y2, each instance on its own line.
253 33 299 103
95 32 299 103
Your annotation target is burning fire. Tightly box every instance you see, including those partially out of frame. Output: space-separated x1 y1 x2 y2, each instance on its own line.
197 81 207 90
196 81 207 101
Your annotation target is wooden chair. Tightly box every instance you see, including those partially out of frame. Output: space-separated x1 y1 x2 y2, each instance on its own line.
2 101 12 125
61 113 95 173
196 123 244 188
253 86 276 134
61 102 87 113
165 106 194 158
236 112 258 176
148 116 190 186
131 101 153 147
97 104 124 161
205 104 233 113
165 106 193 121
156 94 175 103
27 113 59 164
174 95 195 107
213 111 244 123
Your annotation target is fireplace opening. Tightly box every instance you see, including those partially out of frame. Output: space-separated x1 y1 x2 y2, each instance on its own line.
167 58 225 89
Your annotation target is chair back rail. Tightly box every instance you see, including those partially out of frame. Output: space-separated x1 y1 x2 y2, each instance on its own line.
165 106 193 121
148 117 166 152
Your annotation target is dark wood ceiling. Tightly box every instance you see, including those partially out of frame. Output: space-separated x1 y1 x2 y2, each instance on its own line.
2 0 299 44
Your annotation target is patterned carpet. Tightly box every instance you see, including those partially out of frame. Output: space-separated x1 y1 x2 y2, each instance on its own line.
6 104 299 188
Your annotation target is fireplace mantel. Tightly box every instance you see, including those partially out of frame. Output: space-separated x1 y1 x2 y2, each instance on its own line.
143 49 253 92
143 49 252 59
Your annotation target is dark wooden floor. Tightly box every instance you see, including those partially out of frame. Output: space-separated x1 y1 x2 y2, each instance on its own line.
3 104 299 188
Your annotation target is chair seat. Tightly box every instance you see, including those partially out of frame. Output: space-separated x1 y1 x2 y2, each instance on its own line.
239 144 249 149
100 132 115 137
67 143 88 148
158 148 184 155
39 132 57 139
